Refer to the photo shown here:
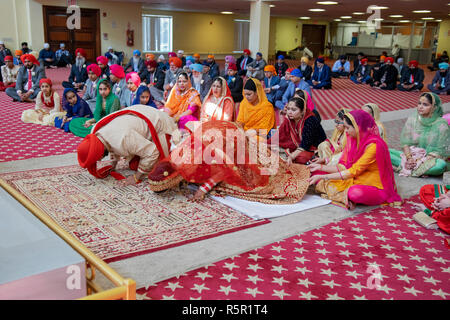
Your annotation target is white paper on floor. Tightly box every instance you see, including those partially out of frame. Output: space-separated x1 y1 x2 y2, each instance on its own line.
210 194 331 220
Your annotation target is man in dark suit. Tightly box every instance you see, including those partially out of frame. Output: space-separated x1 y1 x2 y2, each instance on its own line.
6 54 45 102
38 43 57 68
141 60 165 104
371 57 398 90
350 58 372 84
236 49 253 77
351 52 365 76
124 50 145 79
398 60 424 92
62 48 89 91
308 57 332 90
224 62 243 103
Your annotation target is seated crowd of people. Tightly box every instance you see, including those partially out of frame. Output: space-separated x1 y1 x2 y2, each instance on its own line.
0 41 449 230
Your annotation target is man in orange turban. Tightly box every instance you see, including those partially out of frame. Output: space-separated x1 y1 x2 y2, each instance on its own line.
164 57 183 98
204 54 219 79
263 65 280 104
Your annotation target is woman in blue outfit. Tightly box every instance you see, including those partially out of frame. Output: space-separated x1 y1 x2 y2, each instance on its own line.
55 88 93 132
131 85 157 108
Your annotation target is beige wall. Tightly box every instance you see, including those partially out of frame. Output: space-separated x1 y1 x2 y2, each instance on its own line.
0 0 142 61
437 20 450 55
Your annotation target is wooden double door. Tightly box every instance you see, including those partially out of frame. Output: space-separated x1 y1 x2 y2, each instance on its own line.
302 24 326 58
43 5 100 62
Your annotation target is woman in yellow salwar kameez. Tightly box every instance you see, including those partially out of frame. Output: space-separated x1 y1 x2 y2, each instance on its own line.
308 109 402 209
236 77 275 139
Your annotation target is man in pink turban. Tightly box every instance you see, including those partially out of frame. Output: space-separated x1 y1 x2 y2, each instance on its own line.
123 72 141 107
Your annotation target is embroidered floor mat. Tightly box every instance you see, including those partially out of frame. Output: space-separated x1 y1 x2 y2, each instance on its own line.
136 195 450 300
0 164 269 262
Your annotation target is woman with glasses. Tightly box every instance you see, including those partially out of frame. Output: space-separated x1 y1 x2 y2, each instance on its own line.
313 109 348 166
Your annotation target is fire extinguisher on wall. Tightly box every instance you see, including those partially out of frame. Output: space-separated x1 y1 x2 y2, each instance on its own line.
126 22 134 47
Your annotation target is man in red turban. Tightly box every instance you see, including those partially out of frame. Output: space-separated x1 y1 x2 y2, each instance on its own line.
0 55 20 91
370 56 398 90
143 59 165 104
109 64 127 103
82 64 102 112
224 62 243 103
96 56 110 79
77 104 181 185
398 60 424 92
237 49 253 77
5 53 45 102
62 48 89 91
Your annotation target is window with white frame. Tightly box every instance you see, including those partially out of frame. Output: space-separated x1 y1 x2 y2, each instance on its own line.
142 14 173 52
234 19 250 53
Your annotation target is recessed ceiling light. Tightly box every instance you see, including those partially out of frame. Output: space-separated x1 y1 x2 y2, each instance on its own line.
299 17 311 20
340 16 352 19
436 19 442 22
399 20 411 23
368 6 389 10
353 12 365 15
413 10 431 13
309 8 326 12
317 1 338 4
389 15 403 18
269 5 275 8
374 18 384 21
357 21 366 23
221 11 233 14
334 18 342 21
421 17 435 20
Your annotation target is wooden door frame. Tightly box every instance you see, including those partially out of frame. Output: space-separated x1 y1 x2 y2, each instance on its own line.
42 5 101 59
301 24 326 57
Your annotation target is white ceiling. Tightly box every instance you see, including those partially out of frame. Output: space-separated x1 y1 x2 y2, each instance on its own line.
107 0 450 21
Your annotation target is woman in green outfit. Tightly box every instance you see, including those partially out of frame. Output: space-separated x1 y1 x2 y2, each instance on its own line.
69 79 121 137
390 92 449 177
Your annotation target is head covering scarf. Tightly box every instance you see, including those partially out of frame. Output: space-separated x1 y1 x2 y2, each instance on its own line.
193 53 200 59
301 57 309 64
96 56 108 65
238 78 276 135
168 52 177 58
400 93 449 158
132 85 157 108
201 76 234 121
169 57 182 68
75 48 86 58
145 60 158 69
165 73 202 117
190 63 203 73
207 54 215 59
126 72 141 88
186 56 195 64
362 103 386 141
39 78 52 88
228 62 237 71
87 64 102 77
110 64 125 79
264 65 277 76
243 49 251 55
145 53 155 61
385 57 394 64
361 58 368 65
20 53 40 66
439 62 449 70
4 55 13 62
379 56 386 62
14 50 22 56
339 110 402 204
278 55 285 60
316 57 325 63
290 69 303 78
408 60 419 68
133 49 141 56
93 79 119 122
225 55 236 64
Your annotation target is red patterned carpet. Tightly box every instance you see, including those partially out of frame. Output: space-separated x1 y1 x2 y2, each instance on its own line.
0 67 81 163
137 195 450 300
0 164 269 262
